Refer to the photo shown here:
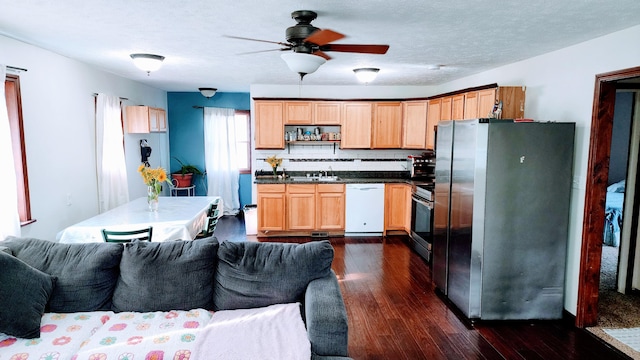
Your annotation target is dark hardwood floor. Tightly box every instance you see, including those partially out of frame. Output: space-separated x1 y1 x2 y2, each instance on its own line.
215 215 630 360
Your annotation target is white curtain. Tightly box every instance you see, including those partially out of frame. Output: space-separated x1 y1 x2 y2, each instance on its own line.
0 65 21 239
96 93 129 213
204 107 240 215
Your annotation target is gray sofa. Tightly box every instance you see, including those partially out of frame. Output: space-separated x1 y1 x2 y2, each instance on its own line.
0 236 351 360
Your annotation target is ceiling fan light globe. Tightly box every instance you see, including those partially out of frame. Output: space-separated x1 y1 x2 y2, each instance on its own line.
281 53 326 76
130 53 165 73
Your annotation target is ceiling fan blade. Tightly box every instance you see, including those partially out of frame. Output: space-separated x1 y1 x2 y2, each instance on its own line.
312 50 332 60
236 48 290 56
223 34 291 47
304 29 345 46
321 44 390 54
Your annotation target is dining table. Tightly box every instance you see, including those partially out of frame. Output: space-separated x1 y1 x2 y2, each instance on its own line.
56 196 222 243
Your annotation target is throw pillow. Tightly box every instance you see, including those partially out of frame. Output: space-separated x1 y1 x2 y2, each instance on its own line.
111 237 219 312
1 236 123 312
0 251 56 339
214 240 334 310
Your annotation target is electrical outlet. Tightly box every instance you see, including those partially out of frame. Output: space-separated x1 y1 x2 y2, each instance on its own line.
66 193 72 206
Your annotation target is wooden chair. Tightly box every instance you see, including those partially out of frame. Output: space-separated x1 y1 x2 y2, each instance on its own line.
196 209 219 239
101 226 153 243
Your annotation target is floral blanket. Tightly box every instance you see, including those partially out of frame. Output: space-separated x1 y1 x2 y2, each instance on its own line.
0 304 310 360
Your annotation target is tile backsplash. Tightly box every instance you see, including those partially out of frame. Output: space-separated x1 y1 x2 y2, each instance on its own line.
254 146 421 174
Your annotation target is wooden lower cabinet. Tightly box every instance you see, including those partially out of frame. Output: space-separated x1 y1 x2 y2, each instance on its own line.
257 184 286 231
287 184 316 230
316 184 345 230
258 183 345 234
385 183 411 233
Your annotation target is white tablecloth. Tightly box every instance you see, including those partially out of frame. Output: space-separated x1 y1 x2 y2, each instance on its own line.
56 196 222 243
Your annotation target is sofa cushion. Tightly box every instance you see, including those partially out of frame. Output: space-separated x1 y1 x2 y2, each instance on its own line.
0 251 56 338
214 240 334 310
111 237 219 312
1 236 123 312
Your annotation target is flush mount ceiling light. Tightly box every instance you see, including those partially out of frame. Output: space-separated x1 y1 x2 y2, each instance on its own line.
353 68 380 84
281 53 327 80
130 53 165 75
198 87 217 98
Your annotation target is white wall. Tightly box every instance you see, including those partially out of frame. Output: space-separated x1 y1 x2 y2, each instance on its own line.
1 35 168 241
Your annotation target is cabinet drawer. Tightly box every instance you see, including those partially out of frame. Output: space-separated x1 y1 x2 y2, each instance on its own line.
258 184 285 193
287 184 315 193
317 184 345 193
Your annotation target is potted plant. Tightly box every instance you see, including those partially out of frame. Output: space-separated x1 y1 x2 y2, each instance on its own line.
171 158 204 188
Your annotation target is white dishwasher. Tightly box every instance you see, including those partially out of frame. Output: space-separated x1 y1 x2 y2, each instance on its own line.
345 183 385 236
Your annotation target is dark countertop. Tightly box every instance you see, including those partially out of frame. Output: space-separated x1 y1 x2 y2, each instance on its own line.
254 170 417 185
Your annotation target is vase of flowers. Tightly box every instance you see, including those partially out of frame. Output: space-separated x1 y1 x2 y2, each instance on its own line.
265 155 283 178
138 164 170 211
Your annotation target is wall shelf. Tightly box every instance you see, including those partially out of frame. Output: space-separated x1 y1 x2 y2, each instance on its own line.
286 141 340 154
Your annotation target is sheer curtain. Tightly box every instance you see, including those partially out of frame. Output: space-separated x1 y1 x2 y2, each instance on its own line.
0 65 20 239
203 107 240 215
96 93 129 213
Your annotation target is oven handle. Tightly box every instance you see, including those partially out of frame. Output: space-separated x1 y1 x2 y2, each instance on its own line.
412 194 433 209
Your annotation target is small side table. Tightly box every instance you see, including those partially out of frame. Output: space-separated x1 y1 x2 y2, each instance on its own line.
171 185 195 197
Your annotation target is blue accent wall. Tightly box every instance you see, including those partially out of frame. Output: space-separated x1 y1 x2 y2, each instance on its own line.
167 92 251 204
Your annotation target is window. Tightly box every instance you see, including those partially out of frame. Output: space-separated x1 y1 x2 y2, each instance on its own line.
5 74 32 224
234 111 251 173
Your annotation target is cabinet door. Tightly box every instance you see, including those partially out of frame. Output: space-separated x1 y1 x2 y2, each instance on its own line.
496 86 526 119
463 91 479 119
150 107 167 132
312 102 342 124
257 184 286 231
372 102 403 148
284 101 312 124
440 96 452 121
317 184 345 230
287 184 315 230
255 101 284 149
402 101 428 149
385 183 411 232
426 99 441 150
451 94 465 120
478 88 497 118
341 102 372 149
126 106 151 133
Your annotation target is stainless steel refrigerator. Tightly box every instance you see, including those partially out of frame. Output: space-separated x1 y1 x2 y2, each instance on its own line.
432 119 575 320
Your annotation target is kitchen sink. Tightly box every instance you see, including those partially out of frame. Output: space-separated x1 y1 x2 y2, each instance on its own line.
289 176 341 182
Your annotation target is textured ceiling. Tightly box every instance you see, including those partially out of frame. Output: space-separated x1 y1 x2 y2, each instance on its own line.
1 0 639 92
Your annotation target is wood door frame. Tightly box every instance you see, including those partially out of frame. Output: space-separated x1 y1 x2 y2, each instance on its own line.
576 66 640 327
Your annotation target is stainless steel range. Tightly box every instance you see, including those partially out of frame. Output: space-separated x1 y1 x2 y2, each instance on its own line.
410 183 434 263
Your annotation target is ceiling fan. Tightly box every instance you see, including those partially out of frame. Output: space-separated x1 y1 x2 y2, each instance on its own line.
226 10 390 79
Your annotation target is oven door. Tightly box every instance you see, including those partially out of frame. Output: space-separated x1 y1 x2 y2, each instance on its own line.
411 193 434 263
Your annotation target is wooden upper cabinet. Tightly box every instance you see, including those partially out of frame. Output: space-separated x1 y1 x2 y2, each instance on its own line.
284 101 312 124
451 94 465 120
402 101 428 149
464 91 479 119
496 86 526 119
341 102 372 149
312 102 342 125
478 88 498 118
440 96 452 121
126 106 167 133
255 100 284 149
426 99 441 150
372 102 403 148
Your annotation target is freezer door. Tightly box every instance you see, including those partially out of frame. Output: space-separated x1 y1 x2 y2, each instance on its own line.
432 120 453 294
480 122 575 320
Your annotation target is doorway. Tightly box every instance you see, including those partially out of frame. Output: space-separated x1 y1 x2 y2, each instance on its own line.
577 66 640 328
